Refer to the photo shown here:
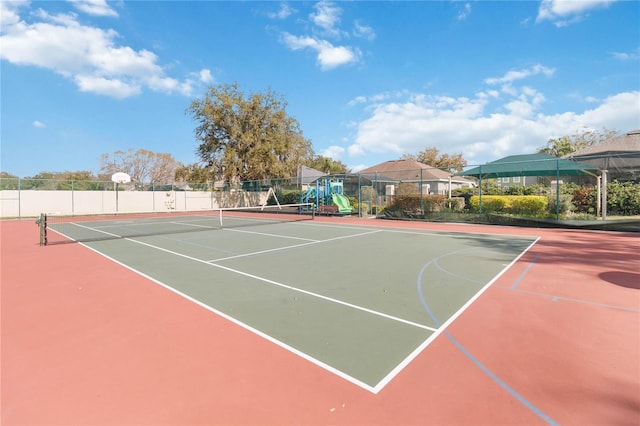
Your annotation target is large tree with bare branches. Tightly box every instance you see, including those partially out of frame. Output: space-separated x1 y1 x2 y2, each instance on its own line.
100 148 182 183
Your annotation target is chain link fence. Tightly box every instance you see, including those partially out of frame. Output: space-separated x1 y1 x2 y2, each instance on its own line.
2 164 639 231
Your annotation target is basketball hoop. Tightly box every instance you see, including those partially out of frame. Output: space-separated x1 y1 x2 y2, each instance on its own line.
111 172 131 214
111 172 131 184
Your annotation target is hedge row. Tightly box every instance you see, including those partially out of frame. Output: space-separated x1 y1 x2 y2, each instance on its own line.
387 194 447 212
469 195 548 216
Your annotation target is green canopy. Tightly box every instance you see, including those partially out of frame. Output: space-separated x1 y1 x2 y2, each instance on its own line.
458 153 599 178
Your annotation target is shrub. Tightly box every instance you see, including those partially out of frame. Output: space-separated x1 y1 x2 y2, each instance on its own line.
547 194 574 216
444 197 465 211
469 195 509 213
607 180 640 215
510 196 548 216
395 182 419 196
387 194 446 213
268 189 302 205
423 194 446 212
572 185 596 214
470 195 547 216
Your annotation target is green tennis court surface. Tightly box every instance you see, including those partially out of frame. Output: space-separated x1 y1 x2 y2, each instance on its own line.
48 216 536 392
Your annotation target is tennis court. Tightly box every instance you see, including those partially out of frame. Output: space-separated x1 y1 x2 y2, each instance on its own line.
2 213 638 425
41 208 537 391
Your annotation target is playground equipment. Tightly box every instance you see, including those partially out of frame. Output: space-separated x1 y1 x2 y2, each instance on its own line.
303 178 353 214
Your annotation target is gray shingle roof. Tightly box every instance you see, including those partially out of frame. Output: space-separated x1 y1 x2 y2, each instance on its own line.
358 159 471 182
569 130 640 156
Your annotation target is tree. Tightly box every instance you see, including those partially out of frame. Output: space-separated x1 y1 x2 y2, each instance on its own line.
305 155 348 174
187 83 313 182
403 147 467 173
18 171 101 190
100 148 182 183
174 163 214 183
0 171 19 190
538 127 618 157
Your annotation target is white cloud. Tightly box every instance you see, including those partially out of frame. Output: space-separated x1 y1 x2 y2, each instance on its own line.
0 1 27 26
610 49 640 61
537 0 616 26
504 87 546 117
281 32 359 70
348 163 368 173
198 69 214 84
68 0 118 17
267 2 295 20
322 145 345 160
278 1 373 70
310 1 342 37
353 20 376 41
485 64 555 85
346 88 640 165
579 91 640 130
32 120 46 128
347 90 409 107
75 74 140 98
456 3 472 21
0 5 207 99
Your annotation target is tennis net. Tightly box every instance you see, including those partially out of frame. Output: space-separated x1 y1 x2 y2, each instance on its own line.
38 203 315 246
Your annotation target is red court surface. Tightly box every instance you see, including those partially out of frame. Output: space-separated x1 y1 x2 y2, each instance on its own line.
1 217 639 425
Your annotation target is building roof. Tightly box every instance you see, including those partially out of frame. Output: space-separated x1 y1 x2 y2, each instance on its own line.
458 153 599 178
297 165 327 185
568 130 640 156
358 159 472 183
565 130 640 178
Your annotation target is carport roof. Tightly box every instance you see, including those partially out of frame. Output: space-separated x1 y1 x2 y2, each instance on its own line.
458 153 599 178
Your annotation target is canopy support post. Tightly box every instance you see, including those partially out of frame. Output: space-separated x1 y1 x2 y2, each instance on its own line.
601 170 608 221
555 159 560 220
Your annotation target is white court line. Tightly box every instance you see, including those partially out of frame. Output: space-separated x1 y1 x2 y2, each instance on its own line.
59 220 536 394
75 241 378 393
69 222 123 237
222 227 319 242
124 235 436 332
169 220 217 229
370 236 541 393
72 218 215 231
297 220 534 239
208 229 382 262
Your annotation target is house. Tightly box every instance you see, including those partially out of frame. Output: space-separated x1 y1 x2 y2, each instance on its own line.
358 159 474 196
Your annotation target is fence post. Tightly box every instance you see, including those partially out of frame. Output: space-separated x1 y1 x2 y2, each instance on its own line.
18 177 21 219
478 165 483 214
71 180 75 216
420 168 424 213
357 174 362 217
555 159 560 220
374 172 378 217
602 170 608 221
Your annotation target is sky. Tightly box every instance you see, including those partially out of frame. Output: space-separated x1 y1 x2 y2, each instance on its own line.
1 0 639 179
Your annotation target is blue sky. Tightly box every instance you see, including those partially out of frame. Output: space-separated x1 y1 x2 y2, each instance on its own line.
1 0 639 178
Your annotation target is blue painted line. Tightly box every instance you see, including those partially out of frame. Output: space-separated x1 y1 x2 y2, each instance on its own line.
510 288 640 313
417 259 443 327
417 256 559 426
445 331 559 426
510 255 539 289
